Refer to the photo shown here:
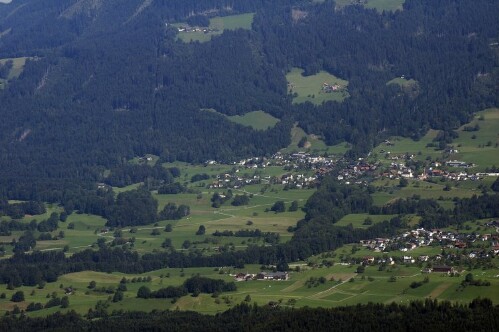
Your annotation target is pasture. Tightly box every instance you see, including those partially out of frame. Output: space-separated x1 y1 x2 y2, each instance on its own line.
175 13 255 43
451 108 499 170
371 108 499 171
286 67 349 105
387 77 418 88
227 111 280 131
201 109 279 131
335 0 405 12
281 125 350 155
364 0 405 12
0 57 31 79
1 262 498 317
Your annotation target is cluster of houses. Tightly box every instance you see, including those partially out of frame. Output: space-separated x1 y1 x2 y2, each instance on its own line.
336 160 379 183
379 162 414 180
233 271 289 281
176 26 218 34
203 145 496 189
360 227 499 257
207 152 340 190
209 172 263 189
321 82 343 93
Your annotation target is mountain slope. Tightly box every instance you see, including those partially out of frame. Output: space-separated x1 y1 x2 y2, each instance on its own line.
0 0 497 199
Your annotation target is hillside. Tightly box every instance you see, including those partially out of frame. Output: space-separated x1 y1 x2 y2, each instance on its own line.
0 0 497 200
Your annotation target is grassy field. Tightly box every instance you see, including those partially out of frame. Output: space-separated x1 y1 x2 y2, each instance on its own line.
1 261 497 317
364 0 405 12
286 68 349 105
370 108 499 171
281 124 350 155
335 0 405 12
227 111 280 130
175 13 255 43
371 129 442 165
0 57 31 89
387 77 418 88
0 57 31 79
202 109 279 131
451 108 499 170
386 77 420 98
335 213 396 228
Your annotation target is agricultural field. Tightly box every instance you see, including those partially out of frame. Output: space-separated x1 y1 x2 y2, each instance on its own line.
335 0 405 12
281 125 350 155
0 160 317 257
371 129 442 164
335 213 396 228
369 178 480 207
174 13 255 43
227 111 280 131
0 57 32 89
286 67 349 105
451 108 499 170
1 126 498 315
371 108 499 171
0 57 31 79
364 0 405 12
201 109 279 131
1 261 497 317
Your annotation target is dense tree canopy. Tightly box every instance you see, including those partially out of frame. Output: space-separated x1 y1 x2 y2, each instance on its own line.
0 0 496 202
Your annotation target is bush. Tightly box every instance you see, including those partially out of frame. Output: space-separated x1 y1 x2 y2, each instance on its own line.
11 291 24 302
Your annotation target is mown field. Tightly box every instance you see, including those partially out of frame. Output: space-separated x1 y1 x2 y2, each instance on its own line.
1 261 497 317
335 0 405 12
281 124 350 155
371 108 499 171
452 108 499 170
1 107 498 315
286 67 349 105
227 111 280 131
364 0 405 12
175 13 255 43
201 109 279 131
0 57 31 89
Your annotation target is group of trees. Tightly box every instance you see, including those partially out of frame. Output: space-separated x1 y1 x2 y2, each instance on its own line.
0 176 497 288
158 203 190 221
136 276 236 299
0 0 496 206
0 200 46 219
0 299 497 331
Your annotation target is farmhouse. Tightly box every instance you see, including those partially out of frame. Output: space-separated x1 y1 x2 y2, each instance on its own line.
446 160 469 168
432 266 455 274
256 272 289 281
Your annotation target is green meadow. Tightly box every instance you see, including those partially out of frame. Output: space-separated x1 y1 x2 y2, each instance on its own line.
202 109 280 131
1 262 497 317
0 57 30 80
387 77 418 88
1 111 498 314
175 13 255 43
0 57 32 89
286 67 349 105
335 0 405 12
227 111 280 131
364 0 405 12
371 108 499 171
281 125 350 155
451 108 499 170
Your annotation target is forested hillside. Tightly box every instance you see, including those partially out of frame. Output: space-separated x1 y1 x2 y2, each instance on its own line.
0 0 497 202
0 300 498 331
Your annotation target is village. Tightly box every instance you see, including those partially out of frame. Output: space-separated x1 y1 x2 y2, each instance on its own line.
356 226 499 272
176 25 219 34
203 149 498 191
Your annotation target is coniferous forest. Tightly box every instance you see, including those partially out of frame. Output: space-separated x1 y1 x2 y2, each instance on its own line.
0 0 497 202
0 0 499 330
